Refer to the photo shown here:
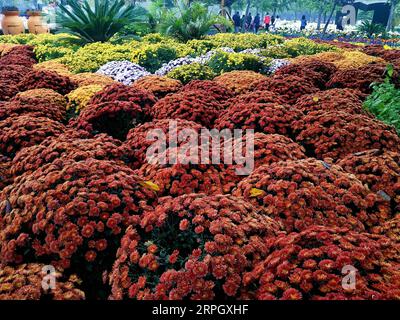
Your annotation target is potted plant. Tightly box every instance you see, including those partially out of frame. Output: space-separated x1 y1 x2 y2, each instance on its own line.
26 9 48 34
1 6 24 35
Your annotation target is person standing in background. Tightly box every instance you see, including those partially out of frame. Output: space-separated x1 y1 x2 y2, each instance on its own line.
264 12 271 31
241 14 246 32
271 15 276 26
300 15 307 31
253 13 261 34
233 11 241 33
246 13 252 32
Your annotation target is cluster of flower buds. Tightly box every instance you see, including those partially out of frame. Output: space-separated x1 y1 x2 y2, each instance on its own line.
275 60 337 89
109 193 283 300
123 119 203 169
0 154 12 192
227 89 285 106
0 158 158 287
293 111 400 160
18 69 77 95
0 99 66 122
327 63 396 94
294 88 366 115
88 83 157 117
11 133 126 178
182 80 235 105
241 225 400 300
215 102 303 139
234 158 392 232
0 45 36 67
253 74 319 104
151 89 225 127
0 115 65 158
337 149 400 211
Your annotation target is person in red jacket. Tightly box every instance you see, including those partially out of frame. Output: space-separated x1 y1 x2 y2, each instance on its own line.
264 13 271 31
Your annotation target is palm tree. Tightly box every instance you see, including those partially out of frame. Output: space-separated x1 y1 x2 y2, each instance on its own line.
57 0 146 43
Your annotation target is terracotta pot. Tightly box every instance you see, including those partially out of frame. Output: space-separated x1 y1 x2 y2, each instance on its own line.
27 11 48 34
1 11 24 35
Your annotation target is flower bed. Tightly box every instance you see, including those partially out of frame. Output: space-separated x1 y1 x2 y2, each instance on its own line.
109 193 283 300
242 226 400 300
234 158 390 232
293 111 400 160
215 102 303 138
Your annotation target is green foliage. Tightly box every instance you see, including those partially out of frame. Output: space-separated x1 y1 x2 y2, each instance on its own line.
157 0 232 42
357 20 387 39
167 63 216 84
0 34 36 44
205 33 285 51
260 45 291 59
207 50 271 74
109 24 149 44
131 43 178 73
34 45 75 63
62 42 133 73
364 79 400 133
57 0 145 43
283 37 338 57
186 39 216 56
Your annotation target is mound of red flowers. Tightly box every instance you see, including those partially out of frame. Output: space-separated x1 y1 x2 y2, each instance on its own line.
123 119 203 169
132 75 182 99
11 133 126 178
371 216 399 241
0 155 11 192
0 158 158 298
234 158 391 232
88 83 157 117
275 60 337 89
0 263 85 300
0 99 66 122
12 88 67 109
227 90 285 106
150 90 225 127
337 149 400 211
253 75 319 104
327 63 397 94
182 80 235 105
0 45 36 68
293 111 400 160
18 69 76 95
214 70 267 94
109 193 283 300
215 102 303 138
135 145 229 196
0 115 65 158
242 226 400 300
224 132 306 177
294 88 367 115
74 101 146 140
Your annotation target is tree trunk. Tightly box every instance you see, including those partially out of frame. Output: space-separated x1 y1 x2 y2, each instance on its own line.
317 9 323 29
387 0 397 31
245 0 251 16
323 2 337 35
